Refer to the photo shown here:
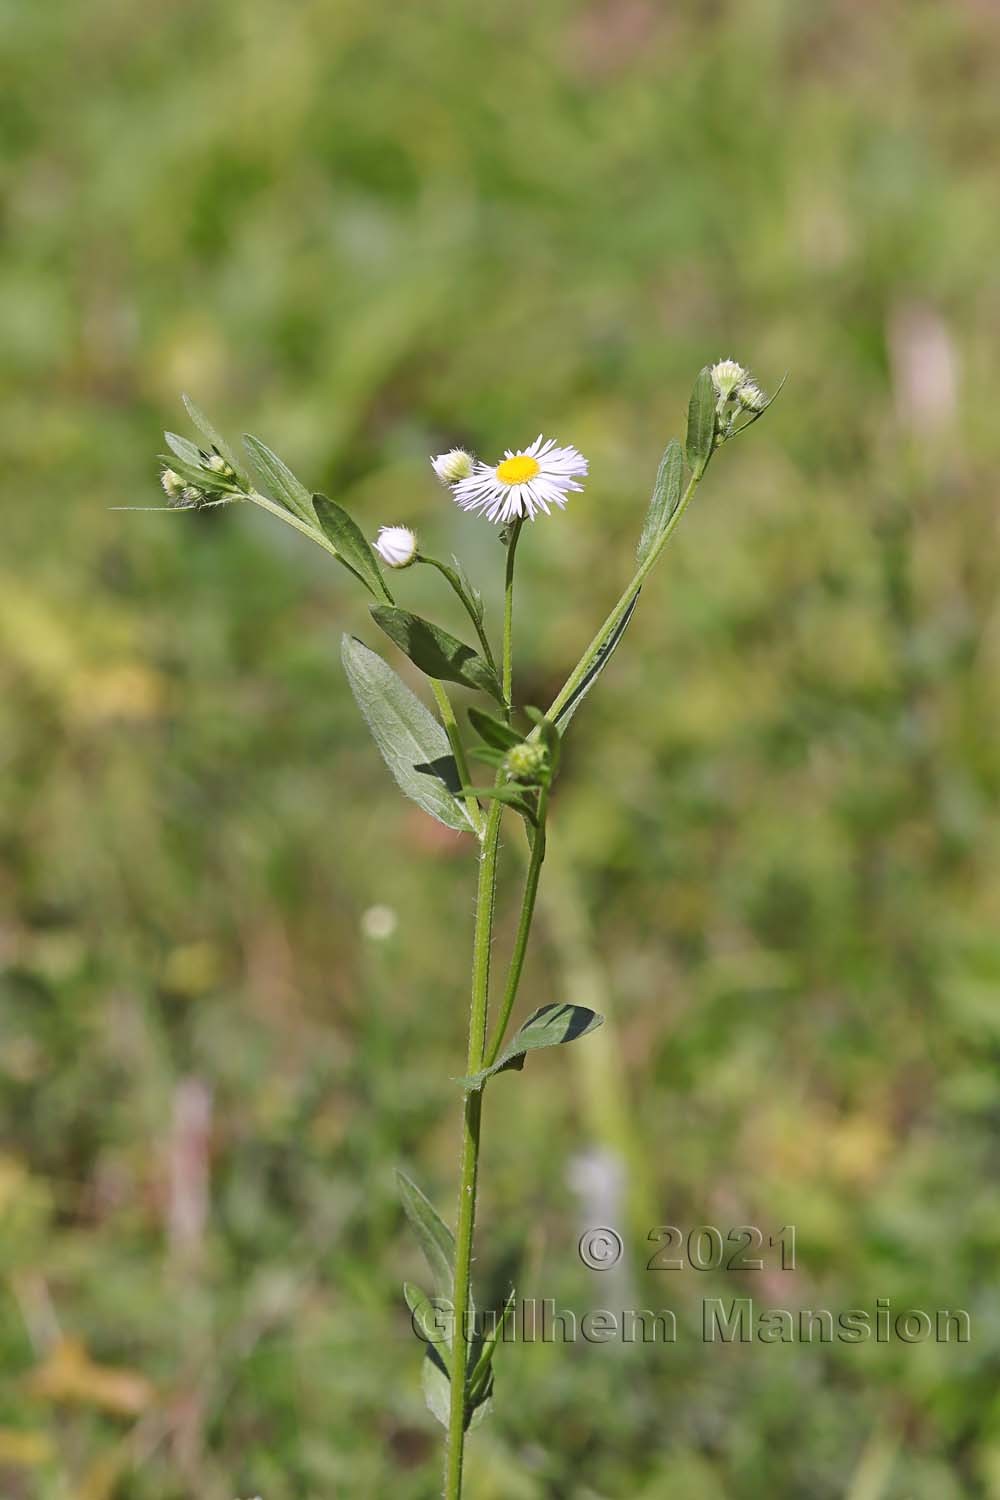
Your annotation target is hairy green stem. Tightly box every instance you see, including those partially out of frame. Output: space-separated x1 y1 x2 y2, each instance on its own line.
430 679 484 838
483 785 549 1069
444 519 523 1497
418 554 498 674
502 520 523 719
444 799 501 1495
545 470 702 724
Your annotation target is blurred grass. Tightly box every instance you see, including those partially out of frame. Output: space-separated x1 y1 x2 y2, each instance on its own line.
2 0 1000 1495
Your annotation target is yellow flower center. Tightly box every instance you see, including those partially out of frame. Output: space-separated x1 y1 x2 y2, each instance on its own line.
495 454 540 486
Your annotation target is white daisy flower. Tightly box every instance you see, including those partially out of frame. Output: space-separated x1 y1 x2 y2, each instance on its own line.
451 435 588 524
431 448 475 484
373 524 418 568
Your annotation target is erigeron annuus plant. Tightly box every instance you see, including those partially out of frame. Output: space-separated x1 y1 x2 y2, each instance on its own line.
144 360 779 1498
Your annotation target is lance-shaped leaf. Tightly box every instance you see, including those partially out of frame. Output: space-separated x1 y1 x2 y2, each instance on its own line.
552 591 639 732
341 637 473 832
467 1287 516 1404
164 431 205 468
468 707 520 752
462 1004 604 1090
395 1170 455 1299
636 438 684 565
685 366 717 479
403 1282 452 1367
182 394 244 479
314 494 392 601
460 784 537 825
421 1347 452 1428
243 433 317 526
371 606 503 701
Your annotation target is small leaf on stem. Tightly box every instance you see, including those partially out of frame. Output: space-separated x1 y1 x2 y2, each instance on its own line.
636 438 684 564
314 494 393 600
462 1004 604 1090
685 367 717 479
243 433 317 525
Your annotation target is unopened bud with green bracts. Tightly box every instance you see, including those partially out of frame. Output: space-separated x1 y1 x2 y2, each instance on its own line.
504 739 549 784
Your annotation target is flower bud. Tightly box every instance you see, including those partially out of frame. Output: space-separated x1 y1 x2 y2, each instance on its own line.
206 452 234 477
373 525 418 569
736 380 767 413
710 359 747 402
504 740 548 783
431 448 475 485
160 467 184 499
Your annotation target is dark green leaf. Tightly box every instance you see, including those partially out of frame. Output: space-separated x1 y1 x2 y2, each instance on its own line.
460 784 537 824
395 1170 455 1300
468 708 520 751
313 494 392 601
462 1004 604 1090
552 593 639 732
371 606 502 700
182 394 243 477
636 438 684 564
243 433 317 526
685 366 716 479
341 637 473 833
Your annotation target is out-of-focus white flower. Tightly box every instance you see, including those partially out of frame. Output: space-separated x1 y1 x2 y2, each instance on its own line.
373 525 418 569
451 436 588 524
361 904 398 941
431 448 475 484
710 359 747 401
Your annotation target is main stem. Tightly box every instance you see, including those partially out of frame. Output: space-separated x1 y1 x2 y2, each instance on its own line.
444 520 522 1498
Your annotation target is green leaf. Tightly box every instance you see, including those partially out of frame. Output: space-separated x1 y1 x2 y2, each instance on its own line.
313 494 392 601
460 784 537 825
164 431 205 468
243 433 317 526
371 606 502 701
182 394 243 477
421 1348 452 1428
403 1282 452 1366
462 1004 604 1090
395 1170 455 1300
468 707 520 751
341 637 473 833
636 438 684 565
468 1287 516 1401
469 746 508 770
685 366 717 479
552 592 639 732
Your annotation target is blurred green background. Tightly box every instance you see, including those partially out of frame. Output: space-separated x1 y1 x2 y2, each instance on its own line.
3 0 1000 1495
